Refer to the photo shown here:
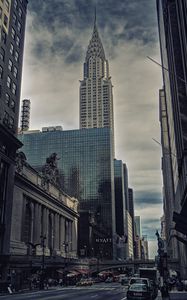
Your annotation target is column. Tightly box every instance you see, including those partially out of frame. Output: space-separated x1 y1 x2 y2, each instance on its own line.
30 202 34 243
60 216 65 253
72 218 78 257
33 203 42 244
54 214 60 251
43 207 49 246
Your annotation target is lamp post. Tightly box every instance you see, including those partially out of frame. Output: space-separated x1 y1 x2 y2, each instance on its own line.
40 235 46 290
155 231 168 286
62 241 69 286
27 241 40 290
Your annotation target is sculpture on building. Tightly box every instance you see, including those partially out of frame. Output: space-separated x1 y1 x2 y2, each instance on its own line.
41 153 60 188
15 151 27 174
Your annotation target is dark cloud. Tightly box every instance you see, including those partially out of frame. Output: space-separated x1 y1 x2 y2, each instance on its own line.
27 0 158 63
65 46 83 64
134 192 162 207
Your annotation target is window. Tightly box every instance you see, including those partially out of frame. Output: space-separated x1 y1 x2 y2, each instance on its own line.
18 7 22 18
10 43 14 55
8 59 13 71
14 0 18 9
3 15 8 27
0 48 5 61
17 21 21 32
22 202 32 243
12 82 16 95
10 99 15 111
15 51 19 62
1 30 6 44
13 66 18 78
16 36 20 47
11 27 16 40
0 65 3 78
9 116 14 129
13 13 17 24
3 111 9 125
5 93 10 105
7 76 11 88
5 0 10 12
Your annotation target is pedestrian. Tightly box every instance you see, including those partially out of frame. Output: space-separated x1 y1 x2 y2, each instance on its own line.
161 282 170 300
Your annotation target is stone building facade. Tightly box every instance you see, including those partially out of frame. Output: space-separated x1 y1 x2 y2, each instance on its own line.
1 152 79 286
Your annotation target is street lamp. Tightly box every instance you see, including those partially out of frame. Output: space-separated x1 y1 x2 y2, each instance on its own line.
62 241 70 286
27 241 40 290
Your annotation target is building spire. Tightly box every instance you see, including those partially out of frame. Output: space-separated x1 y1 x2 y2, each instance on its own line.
94 6 97 26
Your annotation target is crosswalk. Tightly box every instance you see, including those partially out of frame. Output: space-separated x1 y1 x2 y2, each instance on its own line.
57 284 122 291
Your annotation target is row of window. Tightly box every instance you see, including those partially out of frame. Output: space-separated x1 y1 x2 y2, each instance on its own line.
3 110 14 129
0 59 18 78
0 8 9 29
11 27 21 47
13 13 22 33
5 92 15 111
0 0 10 12
10 43 19 62
14 0 23 18
7 75 17 94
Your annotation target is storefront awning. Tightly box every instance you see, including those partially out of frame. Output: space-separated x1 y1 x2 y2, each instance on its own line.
67 271 80 277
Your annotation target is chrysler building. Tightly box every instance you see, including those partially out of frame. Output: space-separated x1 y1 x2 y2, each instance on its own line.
79 16 114 136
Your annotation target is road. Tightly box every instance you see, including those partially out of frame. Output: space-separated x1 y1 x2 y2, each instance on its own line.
0 283 187 299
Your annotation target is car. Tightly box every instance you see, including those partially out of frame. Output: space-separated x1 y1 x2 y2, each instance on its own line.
105 277 113 283
76 278 93 286
129 277 150 288
121 277 130 286
127 283 153 300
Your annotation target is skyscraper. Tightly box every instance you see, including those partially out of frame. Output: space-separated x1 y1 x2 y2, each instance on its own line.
0 0 27 134
79 14 114 137
135 216 142 238
157 0 187 277
20 98 30 131
19 127 116 258
0 0 28 267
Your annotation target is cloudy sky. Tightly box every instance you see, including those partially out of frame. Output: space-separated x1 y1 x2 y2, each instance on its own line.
20 0 163 249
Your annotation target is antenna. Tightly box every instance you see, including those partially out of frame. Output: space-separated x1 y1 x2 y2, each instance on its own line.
94 5 97 25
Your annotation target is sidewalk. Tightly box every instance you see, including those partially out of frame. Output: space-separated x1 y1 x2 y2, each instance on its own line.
0 286 56 297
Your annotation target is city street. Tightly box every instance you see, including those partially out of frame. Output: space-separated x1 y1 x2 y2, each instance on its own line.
0 283 187 300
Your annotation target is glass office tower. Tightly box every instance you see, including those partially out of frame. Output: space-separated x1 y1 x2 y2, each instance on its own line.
19 127 116 258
